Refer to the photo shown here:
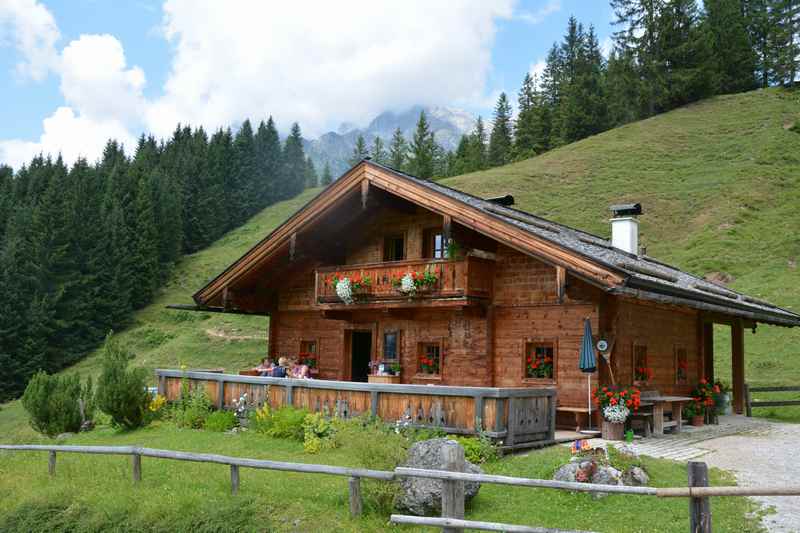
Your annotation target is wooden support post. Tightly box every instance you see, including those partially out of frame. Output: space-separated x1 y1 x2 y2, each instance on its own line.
217 380 225 409
443 215 452 250
348 476 362 517
132 453 142 483
732 321 745 415
370 390 379 417
702 321 714 383
555 266 566 304
474 396 484 433
48 450 56 477
688 461 711 533
231 464 240 495
158 375 166 397
744 383 752 418
441 441 466 533
286 384 294 406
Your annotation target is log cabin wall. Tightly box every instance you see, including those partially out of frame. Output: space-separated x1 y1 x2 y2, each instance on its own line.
611 300 700 396
345 206 442 264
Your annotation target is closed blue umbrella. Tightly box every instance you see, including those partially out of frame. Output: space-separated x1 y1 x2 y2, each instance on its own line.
579 318 597 430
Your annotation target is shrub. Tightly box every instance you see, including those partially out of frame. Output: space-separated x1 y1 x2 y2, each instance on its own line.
333 415 409 513
95 335 151 430
21 372 92 437
264 406 309 441
147 394 168 421
302 412 338 453
172 381 213 429
204 410 238 432
249 404 272 433
449 433 499 464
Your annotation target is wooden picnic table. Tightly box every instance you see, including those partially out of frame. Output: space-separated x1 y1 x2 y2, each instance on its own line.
646 395 693 436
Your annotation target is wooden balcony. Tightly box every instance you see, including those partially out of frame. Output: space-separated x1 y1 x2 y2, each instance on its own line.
314 255 494 309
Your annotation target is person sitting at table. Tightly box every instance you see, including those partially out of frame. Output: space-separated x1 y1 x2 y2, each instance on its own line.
290 357 310 379
253 357 275 377
271 357 289 378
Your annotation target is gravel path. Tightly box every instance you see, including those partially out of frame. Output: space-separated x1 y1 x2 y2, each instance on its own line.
701 421 800 532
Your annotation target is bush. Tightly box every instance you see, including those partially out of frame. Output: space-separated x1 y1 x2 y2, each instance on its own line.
21 372 93 437
261 406 309 441
333 415 409 513
449 433 499 464
95 335 151 430
172 381 213 429
302 412 338 453
204 410 238 432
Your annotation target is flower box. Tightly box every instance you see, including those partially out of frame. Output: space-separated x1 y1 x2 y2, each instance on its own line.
601 420 625 440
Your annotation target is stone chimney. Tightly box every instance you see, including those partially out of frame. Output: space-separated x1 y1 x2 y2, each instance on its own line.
610 203 642 255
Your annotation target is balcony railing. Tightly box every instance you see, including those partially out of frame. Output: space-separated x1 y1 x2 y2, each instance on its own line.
314 255 493 307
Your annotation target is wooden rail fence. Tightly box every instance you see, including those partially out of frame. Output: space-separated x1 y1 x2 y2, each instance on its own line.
4 443 800 532
744 383 800 417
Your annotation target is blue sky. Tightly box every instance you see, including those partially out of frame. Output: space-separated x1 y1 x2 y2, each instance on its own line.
0 0 616 168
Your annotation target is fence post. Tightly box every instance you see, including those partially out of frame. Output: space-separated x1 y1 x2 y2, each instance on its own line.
132 453 142 483
744 384 752 418
48 450 56 477
441 441 465 533
348 476 362 517
688 461 711 533
231 465 240 495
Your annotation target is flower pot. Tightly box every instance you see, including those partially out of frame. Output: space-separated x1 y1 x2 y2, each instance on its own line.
690 415 704 427
601 420 625 441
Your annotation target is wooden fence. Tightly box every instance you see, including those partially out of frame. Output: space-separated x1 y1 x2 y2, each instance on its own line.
156 369 557 447
4 442 800 532
744 383 800 417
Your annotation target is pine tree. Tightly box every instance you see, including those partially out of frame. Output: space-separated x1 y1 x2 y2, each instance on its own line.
451 134 471 175
388 128 408 170
153 168 183 277
0 165 12 242
408 111 436 178
254 117 282 206
130 172 160 309
304 156 318 188
349 135 369 166
466 116 488 172
370 136 387 165
232 120 257 223
208 128 235 231
488 92 513 167
704 0 758 93
514 73 538 159
321 162 333 185
745 0 774 88
770 0 800 86
605 48 641 126
281 122 307 198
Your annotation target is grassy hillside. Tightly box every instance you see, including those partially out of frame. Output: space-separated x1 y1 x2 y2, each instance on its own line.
1 88 799 436
442 88 800 415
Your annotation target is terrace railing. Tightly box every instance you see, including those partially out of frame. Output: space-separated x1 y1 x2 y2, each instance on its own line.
155 370 557 447
313 254 494 307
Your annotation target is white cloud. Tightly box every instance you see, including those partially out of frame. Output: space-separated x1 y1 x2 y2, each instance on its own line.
146 0 515 137
0 0 60 81
516 0 560 25
1 0 516 167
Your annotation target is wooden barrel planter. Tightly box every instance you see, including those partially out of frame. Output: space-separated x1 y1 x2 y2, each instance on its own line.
691 415 704 427
601 420 625 440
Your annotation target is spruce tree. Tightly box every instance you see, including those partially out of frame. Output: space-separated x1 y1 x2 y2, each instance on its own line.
153 168 183 277
408 111 436 178
388 128 408 170
321 161 333 185
451 134 471 175
704 0 758 93
281 122 307 198
232 120 257 223
514 73 538 159
605 48 641 126
208 128 235 231
304 156 318 188
488 92 513 166
349 135 369 166
466 116 488 171
370 136 387 165
130 172 160 308
254 117 282 207
770 0 800 86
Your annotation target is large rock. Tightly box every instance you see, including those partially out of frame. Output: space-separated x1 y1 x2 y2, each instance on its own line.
397 438 483 516
623 466 650 486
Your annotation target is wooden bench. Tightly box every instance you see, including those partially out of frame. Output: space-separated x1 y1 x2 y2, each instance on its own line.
556 406 594 431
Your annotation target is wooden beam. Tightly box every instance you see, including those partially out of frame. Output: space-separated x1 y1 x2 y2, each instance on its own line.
702 320 714 383
443 214 452 247
732 320 745 414
555 266 566 304
289 232 297 262
361 179 369 210
321 310 353 321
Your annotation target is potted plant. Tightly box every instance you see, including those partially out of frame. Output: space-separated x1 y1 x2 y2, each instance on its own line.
593 385 641 441
633 366 653 387
327 273 372 305
684 400 705 427
390 362 401 376
392 267 440 296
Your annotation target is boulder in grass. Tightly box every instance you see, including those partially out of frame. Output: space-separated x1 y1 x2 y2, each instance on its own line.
397 438 483 516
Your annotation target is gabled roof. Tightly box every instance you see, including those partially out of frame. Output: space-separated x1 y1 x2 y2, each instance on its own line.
193 160 800 327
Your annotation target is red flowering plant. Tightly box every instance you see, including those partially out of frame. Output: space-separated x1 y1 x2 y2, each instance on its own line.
634 366 653 382
326 272 372 292
691 378 717 414
419 354 440 375
525 350 553 379
392 266 440 295
298 352 317 369
592 385 642 415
